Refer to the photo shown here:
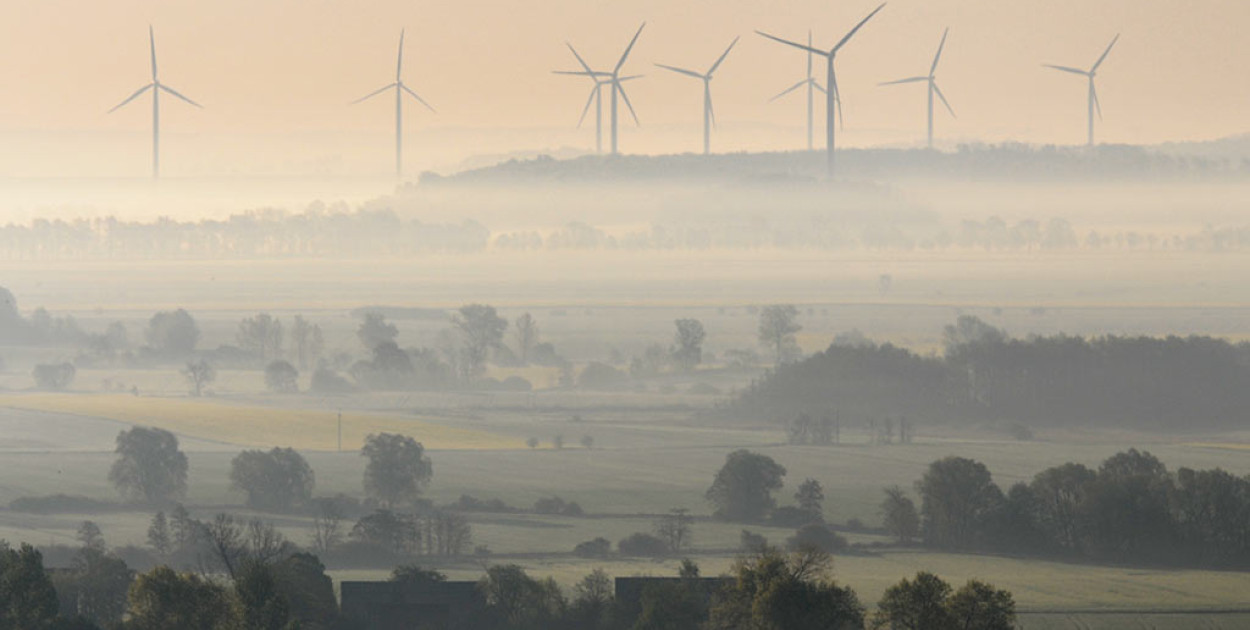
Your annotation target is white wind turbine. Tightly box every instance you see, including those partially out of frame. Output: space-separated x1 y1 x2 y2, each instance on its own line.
758 3 886 178
880 28 955 149
608 24 647 155
553 45 642 155
1044 34 1120 147
108 26 202 180
353 29 436 178
768 31 835 151
655 37 739 155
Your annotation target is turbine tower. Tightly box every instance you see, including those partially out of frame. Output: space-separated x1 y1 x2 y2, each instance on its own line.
655 37 739 155
108 26 201 180
553 45 642 154
353 29 436 178
880 28 955 149
768 31 834 151
758 3 886 179
1044 34 1119 147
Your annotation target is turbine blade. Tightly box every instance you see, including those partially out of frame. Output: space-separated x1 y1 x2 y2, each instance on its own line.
158 84 202 108
397 29 405 81
879 76 928 86
351 83 396 105
576 85 596 128
707 36 739 76
813 81 827 95
832 3 886 54
108 84 153 113
707 94 717 128
149 25 158 80
930 27 949 75
1092 33 1119 72
1092 83 1102 120
655 63 704 80
553 70 610 77
400 83 436 113
1043 64 1090 76
617 74 644 83
617 82 641 126
566 43 595 76
769 79 808 102
933 82 956 118
614 23 646 74
757 30 828 57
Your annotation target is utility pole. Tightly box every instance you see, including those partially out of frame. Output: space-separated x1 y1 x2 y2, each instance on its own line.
337 410 343 453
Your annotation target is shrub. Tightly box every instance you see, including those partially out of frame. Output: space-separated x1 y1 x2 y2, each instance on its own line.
740 529 769 553
533 496 583 516
618 532 669 557
786 523 848 554
574 537 612 558
310 368 355 393
771 506 821 528
32 362 76 390
451 495 516 513
578 362 629 390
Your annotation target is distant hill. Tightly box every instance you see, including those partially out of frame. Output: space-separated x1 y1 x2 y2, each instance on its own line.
422 143 1249 186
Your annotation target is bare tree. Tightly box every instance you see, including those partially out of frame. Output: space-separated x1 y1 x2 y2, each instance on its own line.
309 499 344 553
758 305 801 367
237 312 284 361
654 508 693 554
181 359 216 397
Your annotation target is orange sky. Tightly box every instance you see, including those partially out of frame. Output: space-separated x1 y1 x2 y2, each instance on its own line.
0 0 1246 177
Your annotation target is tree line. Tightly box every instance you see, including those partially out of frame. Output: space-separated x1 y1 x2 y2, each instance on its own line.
897 450 1250 568
729 315 1250 431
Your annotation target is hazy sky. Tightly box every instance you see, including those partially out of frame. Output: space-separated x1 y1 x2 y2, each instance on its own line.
0 0 1247 177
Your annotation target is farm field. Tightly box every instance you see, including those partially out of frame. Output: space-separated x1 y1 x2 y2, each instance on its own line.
0 388 1248 629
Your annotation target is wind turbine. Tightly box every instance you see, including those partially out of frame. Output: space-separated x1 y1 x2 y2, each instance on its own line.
353 29 436 178
768 31 834 151
880 28 955 149
608 24 647 155
553 45 642 154
108 26 201 180
1044 34 1119 147
655 37 739 155
758 3 886 178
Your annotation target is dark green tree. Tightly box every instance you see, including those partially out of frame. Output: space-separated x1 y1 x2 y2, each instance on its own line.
145 309 200 357
229 447 315 512
706 450 787 522
0 543 59 630
108 427 188 504
361 433 432 508
125 566 235 630
916 457 1004 549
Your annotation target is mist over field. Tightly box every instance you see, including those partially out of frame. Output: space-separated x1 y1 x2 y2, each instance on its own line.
2 2 1250 629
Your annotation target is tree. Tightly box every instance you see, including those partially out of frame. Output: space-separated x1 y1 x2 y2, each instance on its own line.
707 547 863 630
263 360 300 393
916 457 1004 549
361 433 433 507
941 315 1006 355
145 309 200 357
786 523 847 553
881 486 921 544
125 566 235 630
308 499 344 554
109 427 188 504
357 312 398 350
230 447 315 512
237 313 284 362
706 450 787 522
514 313 539 365
796 478 824 519
758 305 802 366
66 547 134 627
288 316 324 371
871 571 953 630
32 362 76 390
76 521 105 552
671 319 706 372
1029 462 1096 553
478 564 566 630
147 512 172 559
453 304 508 380
0 543 60 629
569 569 614 630
350 510 418 554
232 561 294 630
654 508 693 554
181 359 216 397
946 580 1016 630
